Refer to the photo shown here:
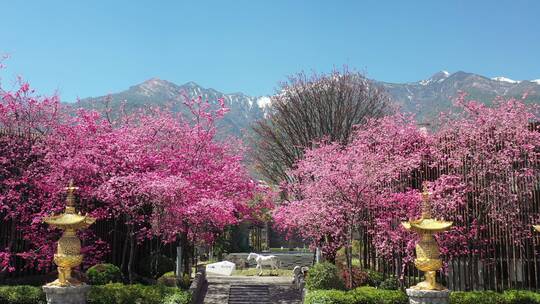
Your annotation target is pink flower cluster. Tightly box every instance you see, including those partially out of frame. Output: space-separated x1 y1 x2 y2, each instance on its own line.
274 114 429 260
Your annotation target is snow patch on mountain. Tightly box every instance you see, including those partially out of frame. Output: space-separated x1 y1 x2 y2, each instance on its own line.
257 96 272 108
419 70 450 86
531 79 540 85
492 77 521 84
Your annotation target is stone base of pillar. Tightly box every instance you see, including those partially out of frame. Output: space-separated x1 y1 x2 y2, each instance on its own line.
406 288 450 304
43 284 91 304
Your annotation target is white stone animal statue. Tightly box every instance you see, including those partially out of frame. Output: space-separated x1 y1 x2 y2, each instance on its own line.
247 252 280 275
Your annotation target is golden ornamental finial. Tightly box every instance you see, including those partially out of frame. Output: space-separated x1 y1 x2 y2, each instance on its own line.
65 180 79 212
421 182 432 219
401 182 453 291
43 181 95 287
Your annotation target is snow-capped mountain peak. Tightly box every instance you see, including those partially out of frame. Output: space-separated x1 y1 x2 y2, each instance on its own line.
419 70 450 85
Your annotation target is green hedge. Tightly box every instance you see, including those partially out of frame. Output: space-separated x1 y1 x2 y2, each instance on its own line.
0 286 46 304
305 286 407 304
306 288 540 304
305 289 352 304
88 283 190 304
450 291 505 304
451 290 540 304
0 284 190 304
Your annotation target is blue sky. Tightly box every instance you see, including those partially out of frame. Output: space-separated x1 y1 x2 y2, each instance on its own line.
1 0 539 101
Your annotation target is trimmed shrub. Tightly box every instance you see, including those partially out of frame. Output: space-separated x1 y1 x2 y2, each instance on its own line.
157 271 177 287
352 286 407 304
0 286 45 304
306 262 345 291
365 269 384 287
339 267 368 289
177 273 192 290
157 272 192 290
450 291 506 304
88 283 190 304
305 289 352 304
450 290 540 304
503 290 540 304
304 286 407 304
162 292 192 304
86 263 122 285
379 277 400 290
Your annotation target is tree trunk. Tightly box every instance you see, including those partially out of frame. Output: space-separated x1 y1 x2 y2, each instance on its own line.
183 241 191 277
127 225 136 284
264 221 270 250
112 219 118 265
345 226 354 288
192 245 197 270
120 218 130 280
176 243 183 277
179 233 191 277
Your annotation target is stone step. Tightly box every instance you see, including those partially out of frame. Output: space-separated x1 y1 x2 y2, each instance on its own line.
228 285 270 304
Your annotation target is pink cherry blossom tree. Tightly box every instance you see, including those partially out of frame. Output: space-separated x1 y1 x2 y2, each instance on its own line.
0 73 257 279
0 78 64 273
274 113 429 286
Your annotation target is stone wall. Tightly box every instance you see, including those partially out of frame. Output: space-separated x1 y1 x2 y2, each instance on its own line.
188 268 207 304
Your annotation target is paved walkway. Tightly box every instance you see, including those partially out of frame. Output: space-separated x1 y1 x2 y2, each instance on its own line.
201 275 302 304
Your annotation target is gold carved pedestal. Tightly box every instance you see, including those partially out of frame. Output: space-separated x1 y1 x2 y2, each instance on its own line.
402 184 452 291
43 182 95 287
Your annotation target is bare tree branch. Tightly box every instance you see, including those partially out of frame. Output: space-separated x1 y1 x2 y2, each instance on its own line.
251 68 393 184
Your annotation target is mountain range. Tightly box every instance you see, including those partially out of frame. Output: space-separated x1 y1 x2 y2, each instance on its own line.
377 71 540 124
77 71 540 137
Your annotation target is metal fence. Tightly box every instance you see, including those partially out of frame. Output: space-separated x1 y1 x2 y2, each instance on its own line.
0 218 178 281
4 128 540 290
0 129 180 282
359 159 540 291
